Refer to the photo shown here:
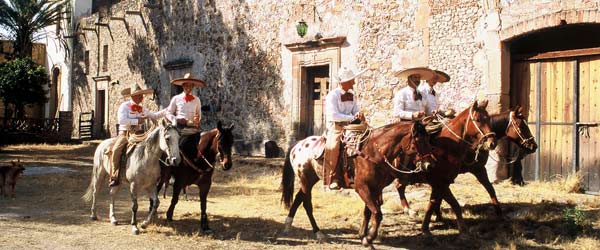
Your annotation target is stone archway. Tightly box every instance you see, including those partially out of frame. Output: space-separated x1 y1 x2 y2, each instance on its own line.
285 37 345 140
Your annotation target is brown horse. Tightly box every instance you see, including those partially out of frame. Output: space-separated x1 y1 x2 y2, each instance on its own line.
354 100 496 248
280 121 435 241
0 160 25 198
394 106 538 222
155 121 234 233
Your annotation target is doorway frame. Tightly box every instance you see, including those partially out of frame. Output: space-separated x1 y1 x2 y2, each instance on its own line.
285 36 345 140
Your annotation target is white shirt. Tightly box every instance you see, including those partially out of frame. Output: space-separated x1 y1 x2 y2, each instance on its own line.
117 100 165 132
418 83 438 115
393 86 426 120
325 87 359 125
166 92 202 135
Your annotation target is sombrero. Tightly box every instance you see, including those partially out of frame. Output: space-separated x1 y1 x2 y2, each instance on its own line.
170 73 206 87
335 66 367 83
433 70 450 83
394 67 435 82
121 84 154 97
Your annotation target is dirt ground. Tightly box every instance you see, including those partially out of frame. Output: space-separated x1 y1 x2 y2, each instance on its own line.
0 142 599 250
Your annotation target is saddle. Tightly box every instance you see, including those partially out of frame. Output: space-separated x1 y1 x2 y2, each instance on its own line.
342 123 369 158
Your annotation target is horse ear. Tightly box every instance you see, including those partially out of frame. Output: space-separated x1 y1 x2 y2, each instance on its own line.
472 100 478 110
228 123 234 130
517 106 524 115
217 121 223 131
160 118 168 128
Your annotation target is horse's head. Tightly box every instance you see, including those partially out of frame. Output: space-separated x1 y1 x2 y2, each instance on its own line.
505 106 537 154
215 121 234 171
410 122 436 171
159 119 181 167
464 100 496 150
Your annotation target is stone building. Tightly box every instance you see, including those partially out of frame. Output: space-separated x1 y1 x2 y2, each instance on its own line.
70 0 600 193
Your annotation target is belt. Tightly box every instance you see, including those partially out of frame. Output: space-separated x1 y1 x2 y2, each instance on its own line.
334 122 350 126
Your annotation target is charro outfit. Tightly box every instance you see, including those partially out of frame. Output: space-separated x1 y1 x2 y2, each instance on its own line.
166 92 202 137
109 99 165 186
393 86 428 121
417 83 438 115
323 87 359 189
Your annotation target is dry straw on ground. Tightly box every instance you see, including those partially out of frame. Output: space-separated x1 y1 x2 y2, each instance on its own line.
0 143 599 250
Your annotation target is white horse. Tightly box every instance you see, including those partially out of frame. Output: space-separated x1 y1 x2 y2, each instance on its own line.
83 120 181 234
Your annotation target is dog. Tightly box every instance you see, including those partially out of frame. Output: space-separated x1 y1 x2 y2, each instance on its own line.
0 160 25 198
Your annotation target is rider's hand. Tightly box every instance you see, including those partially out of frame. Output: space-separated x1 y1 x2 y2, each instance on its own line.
412 111 425 120
356 113 366 122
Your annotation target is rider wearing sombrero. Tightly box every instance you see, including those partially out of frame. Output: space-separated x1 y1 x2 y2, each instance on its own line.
165 73 205 145
418 69 450 116
109 84 166 187
393 67 435 121
323 66 366 190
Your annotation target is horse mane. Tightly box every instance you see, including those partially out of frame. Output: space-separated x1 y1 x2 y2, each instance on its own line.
490 111 511 137
132 126 162 159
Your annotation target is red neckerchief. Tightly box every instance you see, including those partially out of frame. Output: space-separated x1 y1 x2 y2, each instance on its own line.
340 92 353 102
130 103 143 113
184 94 195 102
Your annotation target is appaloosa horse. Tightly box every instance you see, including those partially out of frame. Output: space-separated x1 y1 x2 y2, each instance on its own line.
354 100 497 248
83 120 181 235
155 121 234 234
281 121 436 241
394 105 538 221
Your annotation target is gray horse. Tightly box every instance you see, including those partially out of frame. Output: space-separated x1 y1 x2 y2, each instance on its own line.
83 120 181 234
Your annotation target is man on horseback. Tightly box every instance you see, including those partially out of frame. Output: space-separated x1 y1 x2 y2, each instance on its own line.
393 67 435 121
165 73 206 144
323 66 366 190
418 70 450 115
108 84 164 187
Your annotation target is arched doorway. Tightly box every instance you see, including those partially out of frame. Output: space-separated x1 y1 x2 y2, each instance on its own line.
508 24 600 193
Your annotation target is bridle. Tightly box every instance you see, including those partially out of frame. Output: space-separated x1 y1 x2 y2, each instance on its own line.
506 111 535 147
437 106 496 147
371 125 436 174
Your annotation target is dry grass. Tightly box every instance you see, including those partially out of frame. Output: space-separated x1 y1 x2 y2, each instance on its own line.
0 143 599 250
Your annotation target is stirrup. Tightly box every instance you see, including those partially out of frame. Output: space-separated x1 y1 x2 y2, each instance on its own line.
328 182 340 190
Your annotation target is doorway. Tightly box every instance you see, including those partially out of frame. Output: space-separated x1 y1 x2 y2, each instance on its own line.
301 65 330 137
96 90 107 138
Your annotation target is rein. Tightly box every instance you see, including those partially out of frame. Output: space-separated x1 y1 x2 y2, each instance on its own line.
506 111 535 147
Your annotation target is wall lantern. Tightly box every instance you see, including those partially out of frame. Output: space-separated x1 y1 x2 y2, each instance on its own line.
296 20 308 38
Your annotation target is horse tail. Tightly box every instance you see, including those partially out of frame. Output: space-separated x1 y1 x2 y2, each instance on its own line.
83 142 108 202
281 147 295 209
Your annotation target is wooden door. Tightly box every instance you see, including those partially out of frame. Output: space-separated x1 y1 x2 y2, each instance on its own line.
308 77 329 136
578 55 600 193
512 55 600 192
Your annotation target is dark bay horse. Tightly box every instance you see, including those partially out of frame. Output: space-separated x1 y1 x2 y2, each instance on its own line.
155 121 234 233
280 121 436 241
354 100 497 248
394 106 538 221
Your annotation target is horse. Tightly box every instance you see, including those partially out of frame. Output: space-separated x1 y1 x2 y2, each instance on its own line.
155 121 234 234
394 105 538 221
0 160 25 198
280 121 436 241
83 119 181 235
354 100 496 248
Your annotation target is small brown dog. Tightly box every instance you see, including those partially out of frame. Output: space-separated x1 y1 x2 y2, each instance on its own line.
0 160 25 198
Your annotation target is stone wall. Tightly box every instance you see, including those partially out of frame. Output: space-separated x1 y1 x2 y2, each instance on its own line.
70 0 600 154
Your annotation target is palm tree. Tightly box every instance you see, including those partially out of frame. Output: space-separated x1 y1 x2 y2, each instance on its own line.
0 0 67 58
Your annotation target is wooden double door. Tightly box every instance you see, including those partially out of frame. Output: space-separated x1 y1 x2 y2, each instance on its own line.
512 54 600 193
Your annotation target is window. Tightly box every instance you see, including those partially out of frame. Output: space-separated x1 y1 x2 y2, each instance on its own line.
102 45 108 72
84 50 90 75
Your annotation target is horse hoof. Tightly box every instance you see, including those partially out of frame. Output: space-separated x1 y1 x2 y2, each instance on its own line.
140 221 149 229
315 231 327 242
90 215 98 221
132 227 139 235
202 229 214 235
111 220 118 226
361 237 370 247
408 209 418 218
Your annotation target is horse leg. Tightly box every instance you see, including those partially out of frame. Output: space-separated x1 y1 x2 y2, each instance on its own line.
109 186 120 225
471 166 502 217
300 179 325 241
283 190 304 234
141 188 159 229
130 191 140 235
394 179 418 218
166 181 182 221
512 159 525 186
441 186 466 234
358 205 371 239
356 187 383 248
198 181 213 234
422 186 444 236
